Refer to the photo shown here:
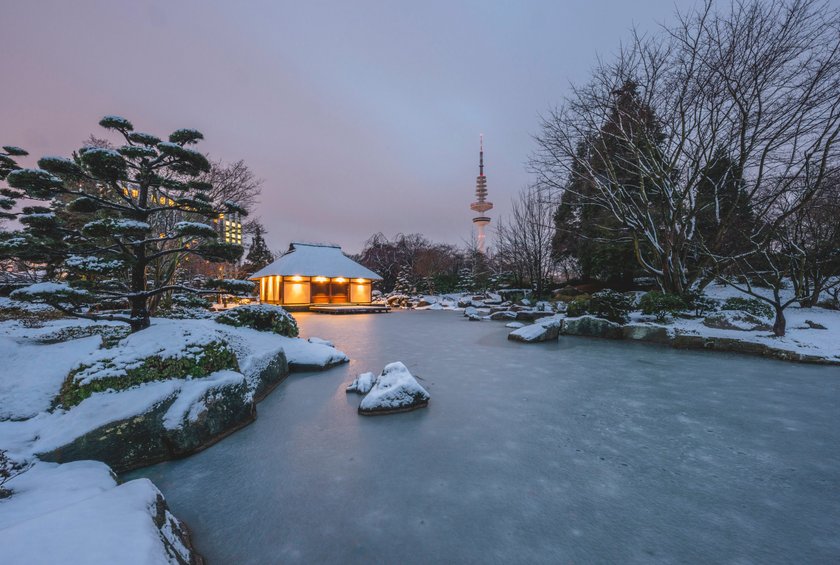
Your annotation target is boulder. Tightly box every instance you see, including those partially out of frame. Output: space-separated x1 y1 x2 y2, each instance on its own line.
38 373 256 473
464 306 479 318
508 315 564 343
621 324 671 344
505 321 525 329
515 310 555 322
248 350 289 402
561 315 623 339
358 362 430 415
162 371 256 457
489 310 517 321
346 372 376 394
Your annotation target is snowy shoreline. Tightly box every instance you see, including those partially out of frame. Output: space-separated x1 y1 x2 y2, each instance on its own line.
0 311 349 565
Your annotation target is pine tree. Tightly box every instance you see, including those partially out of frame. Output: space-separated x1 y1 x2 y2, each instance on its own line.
241 224 274 275
456 267 475 294
2 116 252 332
393 265 415 295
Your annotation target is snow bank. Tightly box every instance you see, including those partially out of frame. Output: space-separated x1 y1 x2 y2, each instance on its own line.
0 335 101 420
0 461 196 564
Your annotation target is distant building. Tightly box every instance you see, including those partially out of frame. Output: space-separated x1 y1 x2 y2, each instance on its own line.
250 243 382 306
214 212 242 245
470 135 493 253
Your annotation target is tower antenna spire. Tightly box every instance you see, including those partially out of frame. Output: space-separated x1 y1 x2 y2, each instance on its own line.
479 133 484 176
470 134 493 253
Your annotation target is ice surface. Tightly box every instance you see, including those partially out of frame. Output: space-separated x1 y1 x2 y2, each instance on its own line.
126 310 840 564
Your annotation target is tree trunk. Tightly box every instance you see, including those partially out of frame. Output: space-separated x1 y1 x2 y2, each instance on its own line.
772 305 786 337
129 242 150 332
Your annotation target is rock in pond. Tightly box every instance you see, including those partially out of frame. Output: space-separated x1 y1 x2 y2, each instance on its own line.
508 315 564 343
358 362 430 416
562 315 623 339
346 372 376 394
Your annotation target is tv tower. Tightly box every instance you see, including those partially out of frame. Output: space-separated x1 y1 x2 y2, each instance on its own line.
470 134 493 253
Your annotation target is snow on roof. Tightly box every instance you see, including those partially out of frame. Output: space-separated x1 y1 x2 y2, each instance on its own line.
249 242 382 280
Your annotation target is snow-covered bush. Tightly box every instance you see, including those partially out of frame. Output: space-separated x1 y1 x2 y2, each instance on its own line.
588 290 634 324
565 294 591 318
722 297 773 319
639 291 690 321
59 341 239 407
157 293 213 320
0 450 30 499
568 290 634 324
215 304 299 337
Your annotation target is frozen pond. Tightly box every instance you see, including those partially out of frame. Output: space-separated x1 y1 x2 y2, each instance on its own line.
126 310 840 563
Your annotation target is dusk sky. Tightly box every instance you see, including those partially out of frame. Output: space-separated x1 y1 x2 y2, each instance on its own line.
2 0 699 254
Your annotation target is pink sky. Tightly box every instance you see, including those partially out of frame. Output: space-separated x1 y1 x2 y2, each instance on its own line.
1 0 696 254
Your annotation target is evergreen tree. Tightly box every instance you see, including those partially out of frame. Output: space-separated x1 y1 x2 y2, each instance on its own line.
393 265 415 295
241 224 274 275
551 82 662 288
2 116 251 332
456 266 475 294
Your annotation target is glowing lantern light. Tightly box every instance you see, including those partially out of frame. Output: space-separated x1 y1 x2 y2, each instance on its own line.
291 275 303 282
314 276 328 283
355 278 367 283
334 277 347 283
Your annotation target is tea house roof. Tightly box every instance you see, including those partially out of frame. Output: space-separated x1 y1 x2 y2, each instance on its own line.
249 242 382 280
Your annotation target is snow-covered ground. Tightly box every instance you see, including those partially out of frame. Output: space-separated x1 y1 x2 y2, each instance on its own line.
664 284 840 361
0 308 349 564
0 460 194 564
404 285 840 363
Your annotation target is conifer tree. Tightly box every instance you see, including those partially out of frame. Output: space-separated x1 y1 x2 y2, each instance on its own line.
241 224 274 275
2 116 251 331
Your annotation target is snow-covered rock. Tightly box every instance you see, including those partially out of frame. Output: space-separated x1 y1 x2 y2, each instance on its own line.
0 460 201 564
346 372 376 394
358 362 430 415
508 315 564 343
562 315 623 339
505 321 525 329
307 336 334 347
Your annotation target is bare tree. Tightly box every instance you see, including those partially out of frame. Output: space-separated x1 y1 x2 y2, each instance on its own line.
532 0 840 295
495 185 557 297
199 159 262 213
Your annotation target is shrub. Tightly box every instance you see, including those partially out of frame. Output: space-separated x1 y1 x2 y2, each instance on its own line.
215 304 299 337
59 340 239 407
685 292 720 317
0 450 30 499
565 294 591 318
158 293 214 320
639 291 690 321
722 297 773 319
587 290 634 324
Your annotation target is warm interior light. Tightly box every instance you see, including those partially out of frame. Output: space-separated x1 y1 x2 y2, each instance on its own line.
355 278 367 283
314 276 328 283
334 277 347 283
291 275 303 282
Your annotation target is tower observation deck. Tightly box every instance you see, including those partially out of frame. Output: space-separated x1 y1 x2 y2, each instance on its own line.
470 134 493 253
